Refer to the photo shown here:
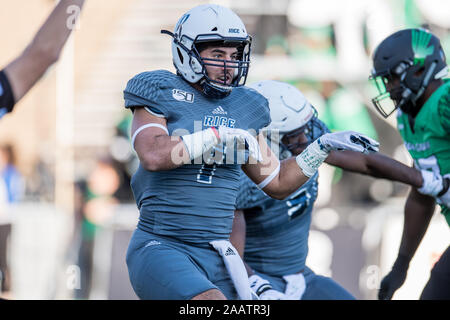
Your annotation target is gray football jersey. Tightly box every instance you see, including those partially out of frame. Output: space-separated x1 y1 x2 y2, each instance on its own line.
236 119 329 275
123 70 271 244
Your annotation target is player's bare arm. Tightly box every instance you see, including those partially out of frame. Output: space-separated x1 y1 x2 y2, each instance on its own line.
243 130 379 200
230 209 266 277
326 151 423 186
230 209 246 259
3 0 85 103
399 188 436 259
230 209 287 299
132 107 267 172
241 132 307 199
378 188 436 299
230 210 255 276
131 108 190 171
321 150 447 198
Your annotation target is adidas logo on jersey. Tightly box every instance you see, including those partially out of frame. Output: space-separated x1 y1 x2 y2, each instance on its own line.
204 106 235 128
225 247 236 256
212 106 227 115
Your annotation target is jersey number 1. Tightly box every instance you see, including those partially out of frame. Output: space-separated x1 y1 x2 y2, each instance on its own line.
197 163 216 184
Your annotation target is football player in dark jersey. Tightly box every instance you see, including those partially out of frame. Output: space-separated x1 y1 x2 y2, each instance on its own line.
370 28 449 300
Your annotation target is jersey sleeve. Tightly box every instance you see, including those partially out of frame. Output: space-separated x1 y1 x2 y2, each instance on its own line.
245 90 271 134
235 171 269 210
259 97 272 132
438 86 450 133
123 70 172 117
0 70 15 117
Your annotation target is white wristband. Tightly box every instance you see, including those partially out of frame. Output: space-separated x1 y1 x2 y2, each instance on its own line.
295 139 329 177
181 128 219 160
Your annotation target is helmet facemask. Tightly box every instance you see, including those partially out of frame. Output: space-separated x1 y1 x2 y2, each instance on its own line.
370 64 410 118
162 4 252 99
370 60 440 117
193 38 251 98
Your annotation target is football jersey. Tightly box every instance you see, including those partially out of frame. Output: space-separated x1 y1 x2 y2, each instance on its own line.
0 70 15 118
396 79 450 226
123 70 271 244
235 119 329 276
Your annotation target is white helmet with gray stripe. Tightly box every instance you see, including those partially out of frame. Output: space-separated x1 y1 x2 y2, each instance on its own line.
162 4 251 98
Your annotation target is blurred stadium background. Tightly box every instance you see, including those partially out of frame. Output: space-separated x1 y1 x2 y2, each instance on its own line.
0 0 448 300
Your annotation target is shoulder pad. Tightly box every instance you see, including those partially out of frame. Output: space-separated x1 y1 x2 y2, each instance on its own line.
123 70 176 111
125 70 174 98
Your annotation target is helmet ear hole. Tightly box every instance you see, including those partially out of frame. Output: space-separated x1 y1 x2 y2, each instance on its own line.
177 47 184 64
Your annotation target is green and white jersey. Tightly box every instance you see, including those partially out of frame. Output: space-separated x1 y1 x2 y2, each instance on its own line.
397 79 450 226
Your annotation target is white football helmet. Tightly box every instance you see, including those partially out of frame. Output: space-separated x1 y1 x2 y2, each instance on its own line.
249 80 315 134
249 80 322 158
162 4 251 98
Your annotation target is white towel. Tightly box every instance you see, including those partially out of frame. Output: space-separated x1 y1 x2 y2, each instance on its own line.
209 240 254 300
283 273 306 300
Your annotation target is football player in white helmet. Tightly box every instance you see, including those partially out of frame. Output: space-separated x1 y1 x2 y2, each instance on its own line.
230 80 448 300
124 5 380 300
161 5 251 99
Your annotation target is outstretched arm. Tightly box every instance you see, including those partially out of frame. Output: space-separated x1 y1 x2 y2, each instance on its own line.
3 0 85 104
326 150 448 197
325 150 423 187
243 130 379 200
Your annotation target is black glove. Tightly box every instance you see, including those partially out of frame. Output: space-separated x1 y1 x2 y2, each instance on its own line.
378 254 410 300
